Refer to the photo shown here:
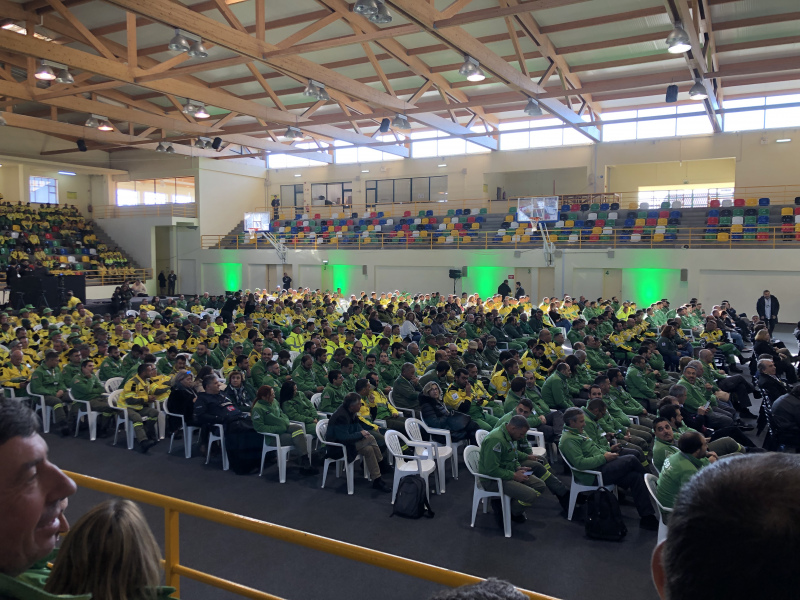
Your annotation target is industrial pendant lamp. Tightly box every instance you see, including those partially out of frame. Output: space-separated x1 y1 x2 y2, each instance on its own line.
665 25 691 54
458 56 485 82
353 0 379 16
188 39 208 59
524 98 542 116
689 80 708 100
168 28 191 52
34 59 56 81
369 2 392 24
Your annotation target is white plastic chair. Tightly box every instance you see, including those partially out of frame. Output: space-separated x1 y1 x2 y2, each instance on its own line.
25 383 52 433
126 310 138 317
163 395 200 458
568 234 579 243
108 390 134 450
316 419 361 495
405 417 461 480
206 423 229 471
630 233 642 242
645 473 673 543
559 448 616 520
104 377 123 393
69 389 99 441
385 430 438 504
464 445 512 538
259 432 293 483
388 390 419 419
475 429 489 446
311 392 331 418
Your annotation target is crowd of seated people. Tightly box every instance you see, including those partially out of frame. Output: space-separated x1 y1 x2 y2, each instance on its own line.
0 285 787 535
0 202 135 281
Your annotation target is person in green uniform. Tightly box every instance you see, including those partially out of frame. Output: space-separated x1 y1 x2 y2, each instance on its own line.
655 431 715 508
364 373 406 432
28 351 71 436
444 368 499 431
0 398 80 600
541 363 574 410
60 348 83 389
293 354 324 399
278 380 319 440
584 390 650 461
97 345 125 381
319 369 347 414
477 415 569 524
625 355 658 412
392 363 423 412
608 368 653 427
70 360 116 438
251 384 316 475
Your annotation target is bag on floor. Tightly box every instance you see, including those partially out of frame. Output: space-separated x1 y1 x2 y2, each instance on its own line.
391 475 434 519
584 487 627 541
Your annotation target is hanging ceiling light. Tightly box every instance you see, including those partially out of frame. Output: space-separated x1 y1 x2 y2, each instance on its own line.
182 100 198 115
84 116 100 128
353 0 379 16
368 1 392 24
524 98 542 116
458 56 485 82
665 25 691 54
188 38 208 59
168 28 191 52
165 144 175 153
689 80 708 100
34 59 56 81
391 114 410 129
303 80 320 98
285 126 304 140
156 142 166 152
204 140 213 150
316 84 330 102
96 119 114 131
194 139 205 149
193 103 210 119
54 67 74 84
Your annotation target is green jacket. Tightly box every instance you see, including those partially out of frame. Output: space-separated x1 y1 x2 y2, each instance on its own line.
282 393 318 429
319 383 346 413
98 356 124 381
70 373 105 400
251 398 291 434
567 328 583 346
209 345 229 369
541 371 573 410
477 425 527 482
392 375 422 410
462 351 489 371
525 387 552 416
61 363 82 387
347 352 365 373
656 451 710 508
604 394 634 431
625 364 655 401
558 425 608 485
608 385 645 416
378 362 400 388
493 411 535 454
293 365 320 395
678 376 716 413
29 364 65 396
250 360 271 388
157 357 176 376
311 361 329 387
581 408 613 451
653 438 678 472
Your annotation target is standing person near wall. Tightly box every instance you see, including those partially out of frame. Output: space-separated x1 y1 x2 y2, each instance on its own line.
271 194 280 220
282 272 292 291
167 270 177 296
756 290 779 335
157 271 166 295
498 280 511 299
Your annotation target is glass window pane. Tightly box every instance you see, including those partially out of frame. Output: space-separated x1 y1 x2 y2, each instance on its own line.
376 179 394 204
30 176 57 204
500 131 530 151
530 118 562 129
466 140 492 154
639 106 676 118
335 147 358 164
723 97 765 109
563 127 593 146
765 106 800 129
602 122 637 142
412 139 438 158
412 177 430 202
393 178 411 204
358 147 384 163
327 183 344 206
637 118 676 139
268 154 288 169
724 109 764 132
530 127 563 148
116 181 137 206
499 121 529 131
676 115 714 136
601 110 637 122
381 150 404 162
430 176 448 202
438 136 466 156
767 94 800 105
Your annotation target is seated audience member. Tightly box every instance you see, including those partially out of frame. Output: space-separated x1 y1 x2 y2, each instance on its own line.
44 499 174 599
326 392 391 492
166 370 197 435
696 348 756 418
419 381 479 445
364 372 406 432
756 358 790 402
772 383 800 447
0 399 77 599
478 415 570 525
559 406 659 531
652 454 800 600
392 362 423 412
279 380 318 439
656 431 716 509
224 369 256 413
753 329 797 384
658 394 756 450
675 365 737 430
251 385 316 475
193 375 261 474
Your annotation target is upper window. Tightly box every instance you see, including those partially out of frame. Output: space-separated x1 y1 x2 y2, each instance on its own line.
115 177 195 206
30 176 57 204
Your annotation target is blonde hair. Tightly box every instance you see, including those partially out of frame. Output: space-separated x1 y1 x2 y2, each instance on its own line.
45 499 162 600
754 329 771 342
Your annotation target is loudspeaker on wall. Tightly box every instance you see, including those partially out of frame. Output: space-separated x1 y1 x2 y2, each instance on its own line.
666 85 678 103
461 266 468 277
211 137 222 150
362 265 367 276
680 268 688 282
76 139 87 152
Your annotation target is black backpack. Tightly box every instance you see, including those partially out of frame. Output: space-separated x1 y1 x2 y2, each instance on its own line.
584 487 627 541
390 475 435 519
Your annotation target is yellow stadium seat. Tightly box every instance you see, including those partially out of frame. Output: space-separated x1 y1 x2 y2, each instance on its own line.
521 235 530 243
81 255 90 262
565 220 575 227
516 228 525 235
504 215 513 222
59 256 68 264
635 218 645 226
368 225 374 231
471 223 479 230
628 202 638 210
657 218 667 226
443 217 450 224
592 227 601 234
446 223 453 230
717 232 729 242
12 224 20 232
462 236 471 243
745 197 757 206
653 233 664 242
421 218 429 225
328 226 335 232
420 231 428 237
502 235 511 243
297 231 304 239
437 236 445 244
781 207 793 215
341 225 348 232
731 224 743 233
795 224 800 232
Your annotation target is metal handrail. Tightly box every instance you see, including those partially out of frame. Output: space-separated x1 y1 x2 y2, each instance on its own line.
201 225 796 251
93 204 197 219
64 471 556 600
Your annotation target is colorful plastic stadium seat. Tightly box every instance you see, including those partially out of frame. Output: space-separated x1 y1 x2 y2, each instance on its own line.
733 198 745 207
781 207 793 216
745 198 758 207
717 232 730 242
758 198 769 206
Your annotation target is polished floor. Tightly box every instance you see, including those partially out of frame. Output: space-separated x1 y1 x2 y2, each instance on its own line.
47 326 787 600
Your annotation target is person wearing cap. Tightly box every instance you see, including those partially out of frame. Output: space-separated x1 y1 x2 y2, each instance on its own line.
70 359 115 437
65 291 81 309
98 345 124 381
119 363 159 453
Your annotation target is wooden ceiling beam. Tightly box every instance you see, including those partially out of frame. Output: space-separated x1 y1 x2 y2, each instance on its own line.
263 24 419 58
384 0 600 141
539 6 666 34
434 0 591 28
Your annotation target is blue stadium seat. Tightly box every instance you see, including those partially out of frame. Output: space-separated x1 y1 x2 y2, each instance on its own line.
669 210 682 218
624 218 635 227
758 198 769 206
757 216 769 224
426 210 433 216
600 203 610 211
707 209 720 217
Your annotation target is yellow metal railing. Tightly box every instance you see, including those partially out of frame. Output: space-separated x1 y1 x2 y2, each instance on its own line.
64 471 556 600
0 268 152 286
93 204 197 219
261 184 800 221
202 226 799 251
